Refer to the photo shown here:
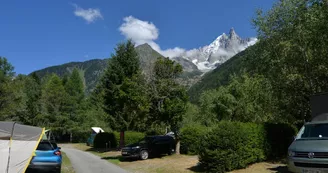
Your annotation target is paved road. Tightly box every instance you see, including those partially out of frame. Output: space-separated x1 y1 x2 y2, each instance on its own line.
62 148 129 173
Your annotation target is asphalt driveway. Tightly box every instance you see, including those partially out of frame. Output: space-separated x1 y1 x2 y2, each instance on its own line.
62 148 129 173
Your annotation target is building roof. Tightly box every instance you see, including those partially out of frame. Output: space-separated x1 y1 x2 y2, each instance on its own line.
91 127 104 133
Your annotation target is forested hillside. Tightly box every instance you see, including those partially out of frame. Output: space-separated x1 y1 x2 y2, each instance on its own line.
33 59 107 94
33 43 201 93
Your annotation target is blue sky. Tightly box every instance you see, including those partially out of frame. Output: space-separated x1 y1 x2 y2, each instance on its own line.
0 0 275 74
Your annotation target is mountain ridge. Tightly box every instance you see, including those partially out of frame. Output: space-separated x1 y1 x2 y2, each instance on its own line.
32 28 256 95
32 44 202 93
178 28 257 71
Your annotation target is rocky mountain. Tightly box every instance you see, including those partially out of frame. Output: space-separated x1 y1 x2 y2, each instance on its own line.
32 44 201 93
180 28 257 71
188 42 260 103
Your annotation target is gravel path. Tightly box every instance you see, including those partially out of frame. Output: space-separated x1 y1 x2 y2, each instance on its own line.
62 148 129 173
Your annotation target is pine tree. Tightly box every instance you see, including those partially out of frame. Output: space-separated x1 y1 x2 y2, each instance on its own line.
64 68 85 141
40 74 72 132
65 68 84 102
101 40 150 132
21 74 42 125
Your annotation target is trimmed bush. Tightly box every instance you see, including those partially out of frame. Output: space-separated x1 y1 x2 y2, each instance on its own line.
265 123 297 159
199 121 266 173
93 132 117 149
198 121 296 173
114 131 145 146
180 125 208 155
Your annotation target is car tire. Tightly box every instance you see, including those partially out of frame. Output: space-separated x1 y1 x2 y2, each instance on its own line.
140 150 149 160
168 148 174 155
55 168 61 173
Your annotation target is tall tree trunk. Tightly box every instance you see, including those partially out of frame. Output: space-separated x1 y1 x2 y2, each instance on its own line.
119 131 125 149
70 132 72 143
175 139 180 155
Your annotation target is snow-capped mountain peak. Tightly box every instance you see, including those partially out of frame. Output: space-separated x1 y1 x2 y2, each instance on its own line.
184 28 257 71
229 27 238 40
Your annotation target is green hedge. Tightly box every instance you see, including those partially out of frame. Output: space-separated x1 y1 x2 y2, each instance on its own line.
264 123 297 159
180 125 208 155
198 121 296 173
72 131 90 143
114 131 145 146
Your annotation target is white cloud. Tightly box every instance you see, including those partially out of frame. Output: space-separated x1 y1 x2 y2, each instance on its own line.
119 16 158 44
73 4 103 23
119 16 187 58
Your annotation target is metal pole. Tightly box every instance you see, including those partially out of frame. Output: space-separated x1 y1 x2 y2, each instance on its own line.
6 122 16 173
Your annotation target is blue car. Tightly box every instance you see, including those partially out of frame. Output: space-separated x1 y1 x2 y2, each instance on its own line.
27 140 62 173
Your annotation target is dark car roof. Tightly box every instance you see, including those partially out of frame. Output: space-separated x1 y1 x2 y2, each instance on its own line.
147 135 173 139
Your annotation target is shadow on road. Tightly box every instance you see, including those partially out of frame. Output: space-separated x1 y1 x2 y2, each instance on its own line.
187 164 205 173
268 166 289 173
86 147 119 153
101 156 127 162
101 154 168 162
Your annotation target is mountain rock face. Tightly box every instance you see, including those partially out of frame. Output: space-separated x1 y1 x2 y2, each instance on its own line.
182 28 257 71
171 57 199 72
135 43 164 73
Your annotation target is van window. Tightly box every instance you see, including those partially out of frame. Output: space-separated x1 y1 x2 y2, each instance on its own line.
299 123 328 139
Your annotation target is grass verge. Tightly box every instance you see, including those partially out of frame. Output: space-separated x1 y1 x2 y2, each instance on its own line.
62 152 75 173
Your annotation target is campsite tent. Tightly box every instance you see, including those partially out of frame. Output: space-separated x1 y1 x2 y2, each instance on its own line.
0 122 44 173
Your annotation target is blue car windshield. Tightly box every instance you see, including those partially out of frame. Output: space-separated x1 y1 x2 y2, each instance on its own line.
298 123 328 139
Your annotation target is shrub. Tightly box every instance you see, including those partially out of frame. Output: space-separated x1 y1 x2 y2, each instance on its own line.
264 123 297 159
180 125 208 155
199 121 266 173
72 131 91 143
198 121 297 173
126 131 145 145
114 131 145 146
93 132 117 149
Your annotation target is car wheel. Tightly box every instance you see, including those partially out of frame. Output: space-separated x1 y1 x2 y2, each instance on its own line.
55 166 61 173
168 148 174 155
140 150 149 160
